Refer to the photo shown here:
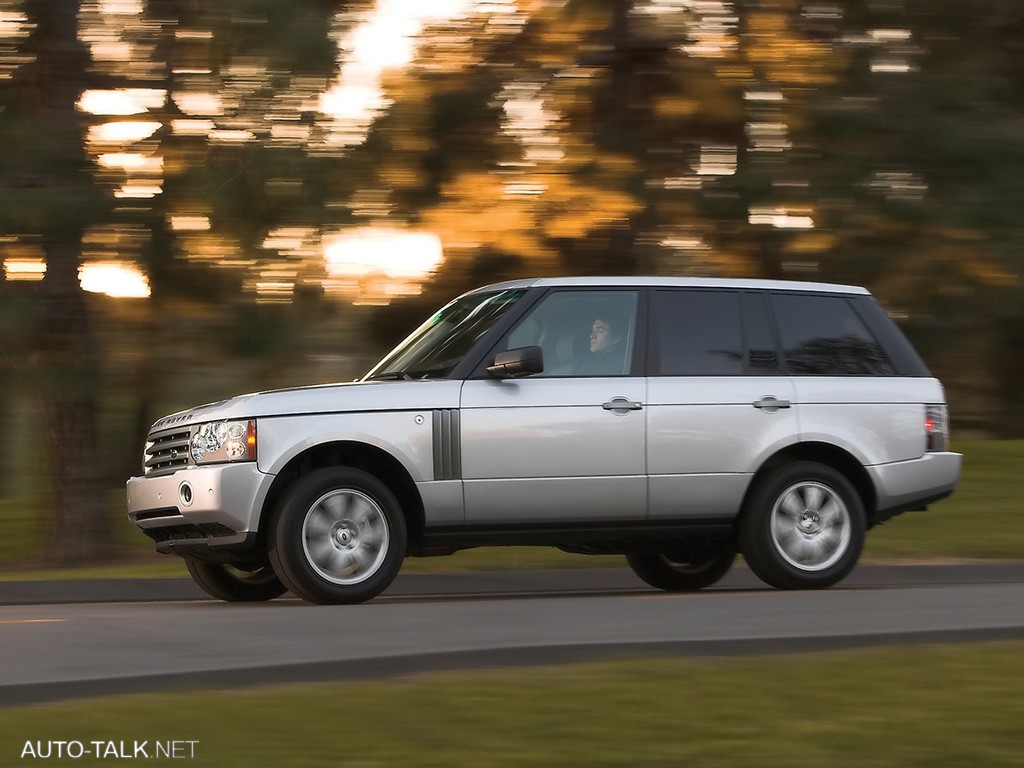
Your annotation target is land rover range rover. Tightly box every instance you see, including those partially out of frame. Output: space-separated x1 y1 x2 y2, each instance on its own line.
126 277 961 603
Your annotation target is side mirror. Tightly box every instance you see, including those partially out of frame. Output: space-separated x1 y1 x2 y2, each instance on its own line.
486 346 544 378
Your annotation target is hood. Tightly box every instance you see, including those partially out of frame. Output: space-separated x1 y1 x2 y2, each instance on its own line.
149 379 462 431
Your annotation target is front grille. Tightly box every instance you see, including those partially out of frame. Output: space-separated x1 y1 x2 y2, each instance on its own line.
144 427 191 476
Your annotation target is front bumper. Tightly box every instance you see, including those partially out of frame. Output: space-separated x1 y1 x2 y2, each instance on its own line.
868 451 963 518
126 463 270 556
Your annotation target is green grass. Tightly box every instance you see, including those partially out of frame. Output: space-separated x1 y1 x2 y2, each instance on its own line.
1 440 1020 580
2 643 1023 766
0 498 42 563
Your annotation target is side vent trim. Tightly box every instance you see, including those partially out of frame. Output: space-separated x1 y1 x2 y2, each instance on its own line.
432 409 462 481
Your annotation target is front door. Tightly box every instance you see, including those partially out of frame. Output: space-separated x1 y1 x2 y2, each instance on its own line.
459 289 646 524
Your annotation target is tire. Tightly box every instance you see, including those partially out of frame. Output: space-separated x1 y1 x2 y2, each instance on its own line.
739 461 865 590
627 549 736 591
184 558 287 602
267 467 407 605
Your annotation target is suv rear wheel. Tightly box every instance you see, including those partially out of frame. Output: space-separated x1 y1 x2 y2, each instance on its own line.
740 461 865 590
268 467 407 604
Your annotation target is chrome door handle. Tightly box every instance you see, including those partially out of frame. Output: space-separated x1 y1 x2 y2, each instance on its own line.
603 397 643 413
753 395 791 412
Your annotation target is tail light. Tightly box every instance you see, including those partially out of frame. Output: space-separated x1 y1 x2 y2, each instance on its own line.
925 404 949 452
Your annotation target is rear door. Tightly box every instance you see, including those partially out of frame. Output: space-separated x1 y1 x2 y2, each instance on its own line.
646 290 797 520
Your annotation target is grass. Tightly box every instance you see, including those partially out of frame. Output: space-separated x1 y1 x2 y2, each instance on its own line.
2 642 1023 766
0 439 1020 580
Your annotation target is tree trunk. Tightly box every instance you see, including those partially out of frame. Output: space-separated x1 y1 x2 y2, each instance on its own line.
598 0 643 273
36 239 113 563
18 0 113 563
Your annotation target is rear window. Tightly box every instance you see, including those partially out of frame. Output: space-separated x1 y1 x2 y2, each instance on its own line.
770 293 895 375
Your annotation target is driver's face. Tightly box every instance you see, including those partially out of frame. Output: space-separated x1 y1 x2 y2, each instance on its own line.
590 320 612 352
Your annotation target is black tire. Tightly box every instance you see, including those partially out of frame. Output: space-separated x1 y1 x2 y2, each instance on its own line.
739 461 865 590
627 548 736 591
184 558 287 602
267 467 407 605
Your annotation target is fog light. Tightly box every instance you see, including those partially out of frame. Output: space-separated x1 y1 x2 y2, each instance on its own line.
179 482 194 507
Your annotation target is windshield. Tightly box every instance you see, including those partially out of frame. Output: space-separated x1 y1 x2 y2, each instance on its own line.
364 288 527 380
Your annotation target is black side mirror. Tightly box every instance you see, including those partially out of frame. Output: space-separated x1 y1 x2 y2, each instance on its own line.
486 346 544 378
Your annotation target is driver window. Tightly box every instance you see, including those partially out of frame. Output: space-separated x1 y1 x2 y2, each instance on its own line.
504 290 638 377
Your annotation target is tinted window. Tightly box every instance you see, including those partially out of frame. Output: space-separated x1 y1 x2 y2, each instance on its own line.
770 294 895 375
653 291 743 375
851 296 931 376
504 290 639 377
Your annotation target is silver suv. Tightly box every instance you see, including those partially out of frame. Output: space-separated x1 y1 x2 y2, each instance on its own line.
127 277 962 604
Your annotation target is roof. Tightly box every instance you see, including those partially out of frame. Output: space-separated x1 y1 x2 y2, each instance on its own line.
468 275 870 295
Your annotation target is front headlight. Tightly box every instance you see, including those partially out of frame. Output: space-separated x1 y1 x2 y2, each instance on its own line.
190 420 257 465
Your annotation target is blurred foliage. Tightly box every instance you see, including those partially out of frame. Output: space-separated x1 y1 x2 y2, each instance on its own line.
0 0 1022 561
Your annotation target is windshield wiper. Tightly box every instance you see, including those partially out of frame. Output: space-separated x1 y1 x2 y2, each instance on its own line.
367 365 452 381
366 371 413 381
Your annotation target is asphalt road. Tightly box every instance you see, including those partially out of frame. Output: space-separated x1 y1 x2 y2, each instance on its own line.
2 563 1023 707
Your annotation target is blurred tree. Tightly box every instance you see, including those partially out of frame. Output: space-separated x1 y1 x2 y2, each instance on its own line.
806 0 1024 434
0 276 26 500
122 0 343 440
0 0 113 561
134 0 339 298
366 0 837 332
0 0 1020 572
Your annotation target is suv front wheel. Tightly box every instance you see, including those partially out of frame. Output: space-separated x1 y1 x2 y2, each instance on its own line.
740 462 865 590
268 467 407 604
185 558 288 602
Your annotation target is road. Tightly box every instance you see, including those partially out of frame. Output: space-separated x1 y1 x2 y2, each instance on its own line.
1 563 1022 707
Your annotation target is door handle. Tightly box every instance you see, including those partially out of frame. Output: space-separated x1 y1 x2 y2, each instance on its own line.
752 395 791 412
603 397 643 413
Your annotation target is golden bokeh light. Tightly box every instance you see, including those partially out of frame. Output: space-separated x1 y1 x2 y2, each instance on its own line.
324 228 444 303
79 262 151 298
78 88 164 116
87 121 162 144
3 258 46 281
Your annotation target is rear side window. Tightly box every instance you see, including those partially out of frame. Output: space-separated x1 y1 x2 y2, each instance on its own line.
652 290 744 375
770 294 895 375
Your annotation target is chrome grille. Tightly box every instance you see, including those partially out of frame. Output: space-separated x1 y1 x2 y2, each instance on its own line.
144 427 191 476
